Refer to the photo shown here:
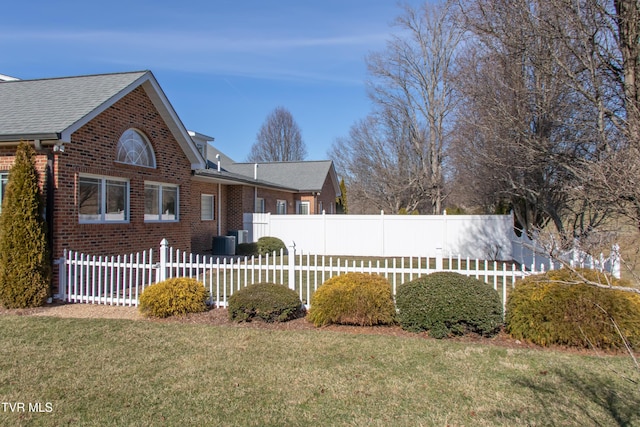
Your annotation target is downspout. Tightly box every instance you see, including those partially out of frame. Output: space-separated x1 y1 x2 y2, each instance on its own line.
254 163 258 212
216 154 221 236
46 147 55 255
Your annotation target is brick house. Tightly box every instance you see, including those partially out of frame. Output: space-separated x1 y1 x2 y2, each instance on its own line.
0 70 341 274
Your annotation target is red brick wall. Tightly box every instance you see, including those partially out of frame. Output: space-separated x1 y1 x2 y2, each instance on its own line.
257 188 295 214
0 151 49 191
226 185 246 231
318 174 338 214
190 180 222 254
227 184 297 226
51 86 194 259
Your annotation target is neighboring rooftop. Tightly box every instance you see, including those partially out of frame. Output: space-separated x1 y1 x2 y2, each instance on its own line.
226 161 339 193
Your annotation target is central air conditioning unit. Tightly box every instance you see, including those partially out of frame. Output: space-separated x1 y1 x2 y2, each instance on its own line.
227 230 249 245
212 236 236 256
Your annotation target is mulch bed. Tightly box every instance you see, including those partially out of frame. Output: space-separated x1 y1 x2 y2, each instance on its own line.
0 301 617 355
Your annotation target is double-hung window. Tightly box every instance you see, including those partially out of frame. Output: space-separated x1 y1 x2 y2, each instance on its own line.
78 175 129 223
201 194 215 221
296 201 310 215
276 200 287 215
145 182 179 222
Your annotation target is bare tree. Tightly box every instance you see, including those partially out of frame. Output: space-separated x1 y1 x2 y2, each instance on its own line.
453 3 587 240
330 110 432 214
451 0 640 243
330 2 462 214
248 107 307 162
547 0 640 231
448 0 640 290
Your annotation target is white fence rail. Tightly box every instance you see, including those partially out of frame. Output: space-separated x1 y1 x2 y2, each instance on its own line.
510 230 621 278
244 212 514 260
57 239 583 314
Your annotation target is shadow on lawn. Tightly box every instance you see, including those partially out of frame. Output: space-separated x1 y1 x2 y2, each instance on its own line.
493 365 640 426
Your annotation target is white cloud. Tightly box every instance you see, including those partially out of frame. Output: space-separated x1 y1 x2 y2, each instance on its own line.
1 29 377 84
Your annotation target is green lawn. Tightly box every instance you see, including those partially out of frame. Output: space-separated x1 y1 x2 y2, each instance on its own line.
1 315 638 426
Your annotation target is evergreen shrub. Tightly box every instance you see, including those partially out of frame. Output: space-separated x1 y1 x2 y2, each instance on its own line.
396 272 503 338
236 242 258 256
139 278 209 318
506 268 640 350
257 236 287 256
307 273 396 327
228 282 304 322
0 142 51 308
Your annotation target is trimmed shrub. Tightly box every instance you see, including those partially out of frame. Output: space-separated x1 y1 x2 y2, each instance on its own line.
139 278 209 318
396 272 503 338
0 142 51 308
228 282 304 322
307 273 396 327
236 242 259 256
506 268 640 350
257 236 287 256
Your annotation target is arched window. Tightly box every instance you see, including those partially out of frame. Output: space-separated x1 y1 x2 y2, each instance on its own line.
115 129 156 168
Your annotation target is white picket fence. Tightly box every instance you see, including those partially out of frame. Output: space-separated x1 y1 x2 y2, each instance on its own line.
56 239 594 314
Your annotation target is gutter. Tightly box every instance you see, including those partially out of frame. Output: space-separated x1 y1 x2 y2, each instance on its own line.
0 133 62 143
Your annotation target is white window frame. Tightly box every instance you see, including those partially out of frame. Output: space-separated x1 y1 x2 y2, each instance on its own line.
276 199 287 215
78 174 129 224
201 194 215 221
145 182 179 222
0 172 7 213
296 201 310 215
115 128 156 168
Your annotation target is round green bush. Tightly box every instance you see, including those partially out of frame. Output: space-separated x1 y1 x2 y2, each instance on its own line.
139 278 209 318
307 273 396 327
257 236 287 256
228 282 304 322
396 272 503 338
506 268 640 350
236 242 258 256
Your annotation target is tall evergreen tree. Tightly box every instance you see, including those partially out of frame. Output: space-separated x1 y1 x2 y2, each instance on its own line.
336 178 348 214
0 142 50 308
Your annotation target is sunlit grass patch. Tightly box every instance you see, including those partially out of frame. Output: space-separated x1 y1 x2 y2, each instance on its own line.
0 315 638 426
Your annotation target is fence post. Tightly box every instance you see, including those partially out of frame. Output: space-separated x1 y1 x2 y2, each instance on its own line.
380 210 385 257
56 253 67 301
611 244 621 279
288 241 296 290
435 248 443 271
158 239 169 283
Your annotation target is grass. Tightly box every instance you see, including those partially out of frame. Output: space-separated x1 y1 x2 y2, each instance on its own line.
1 316 639 426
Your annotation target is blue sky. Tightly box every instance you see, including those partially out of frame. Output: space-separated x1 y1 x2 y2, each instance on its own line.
1 0 426 161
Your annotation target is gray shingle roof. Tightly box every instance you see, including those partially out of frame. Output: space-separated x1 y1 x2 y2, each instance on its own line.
0 71 148 140
226 161 336 192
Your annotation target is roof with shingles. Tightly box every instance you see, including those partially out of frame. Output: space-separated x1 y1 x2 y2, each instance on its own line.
0 71 148 140
225 160 338 193
0 69 338 193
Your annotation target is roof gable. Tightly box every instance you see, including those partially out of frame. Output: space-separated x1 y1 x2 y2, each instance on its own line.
0 71 147 140
0 71 205 169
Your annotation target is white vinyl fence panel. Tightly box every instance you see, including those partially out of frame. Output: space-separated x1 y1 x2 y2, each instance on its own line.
244 212 514 260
